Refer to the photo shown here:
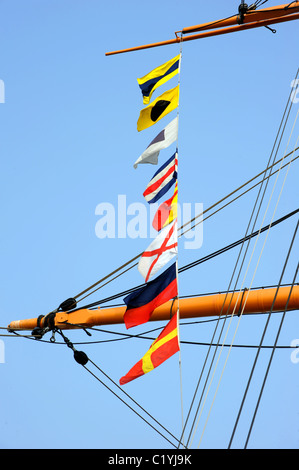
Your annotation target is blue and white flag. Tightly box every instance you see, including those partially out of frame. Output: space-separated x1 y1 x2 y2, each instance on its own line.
143 152 178 204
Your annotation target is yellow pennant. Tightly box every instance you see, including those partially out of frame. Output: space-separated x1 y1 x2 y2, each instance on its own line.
137 54 180 104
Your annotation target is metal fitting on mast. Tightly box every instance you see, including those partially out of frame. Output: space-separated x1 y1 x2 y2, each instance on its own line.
238 2 249 24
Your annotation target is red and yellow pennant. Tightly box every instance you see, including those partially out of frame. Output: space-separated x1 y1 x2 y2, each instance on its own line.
120 313 180 385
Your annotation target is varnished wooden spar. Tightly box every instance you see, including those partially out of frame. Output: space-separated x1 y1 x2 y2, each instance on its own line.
105 3 299 56
182 2 299 34
7 285 299 332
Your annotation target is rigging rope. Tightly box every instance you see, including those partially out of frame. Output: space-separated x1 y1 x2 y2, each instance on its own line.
64 152 298 310
6 107 297 450
173 35 185 445
193 101 299 449
229 220 299 449
55 328 185 449
180 152 299 237
244 258 299 448
70 147 298 306
64 207 298 313
7 41 298 452
68 136 299 302
181 68 299 448
4 314 298 347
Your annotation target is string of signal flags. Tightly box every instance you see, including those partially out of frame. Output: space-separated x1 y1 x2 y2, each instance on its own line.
119 53 182 386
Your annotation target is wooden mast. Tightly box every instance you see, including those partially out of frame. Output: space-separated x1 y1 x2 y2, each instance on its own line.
7 285 299 332
105 2 299 56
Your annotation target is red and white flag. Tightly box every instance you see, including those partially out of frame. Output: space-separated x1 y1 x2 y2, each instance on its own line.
143 152 177 204
138 219 178 282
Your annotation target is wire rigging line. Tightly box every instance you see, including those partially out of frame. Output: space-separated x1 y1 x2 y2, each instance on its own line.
176 39 185 447
81 363 178 448
86 282 298 310
181 68 299 448
179 208 299 273
180 12 242 35
244 259 299 449
196 105 299 445
87 357 185 449
254 0 268 7
56 328 184 449
229 219 299 449
194 99 299 449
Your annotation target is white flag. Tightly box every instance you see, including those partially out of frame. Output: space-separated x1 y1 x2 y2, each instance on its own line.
138 219 178 282
134 117 178 169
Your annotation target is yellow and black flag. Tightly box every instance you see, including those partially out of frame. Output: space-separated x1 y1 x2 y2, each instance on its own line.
137 54 181 105
137 85 179 132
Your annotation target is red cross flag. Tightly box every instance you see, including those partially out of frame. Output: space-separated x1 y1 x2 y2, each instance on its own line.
138 219 177 282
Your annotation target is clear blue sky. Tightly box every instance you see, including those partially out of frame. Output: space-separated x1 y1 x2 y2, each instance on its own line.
0 0 298 450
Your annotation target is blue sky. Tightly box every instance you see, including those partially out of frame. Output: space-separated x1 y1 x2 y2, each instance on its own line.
0 0 298 449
